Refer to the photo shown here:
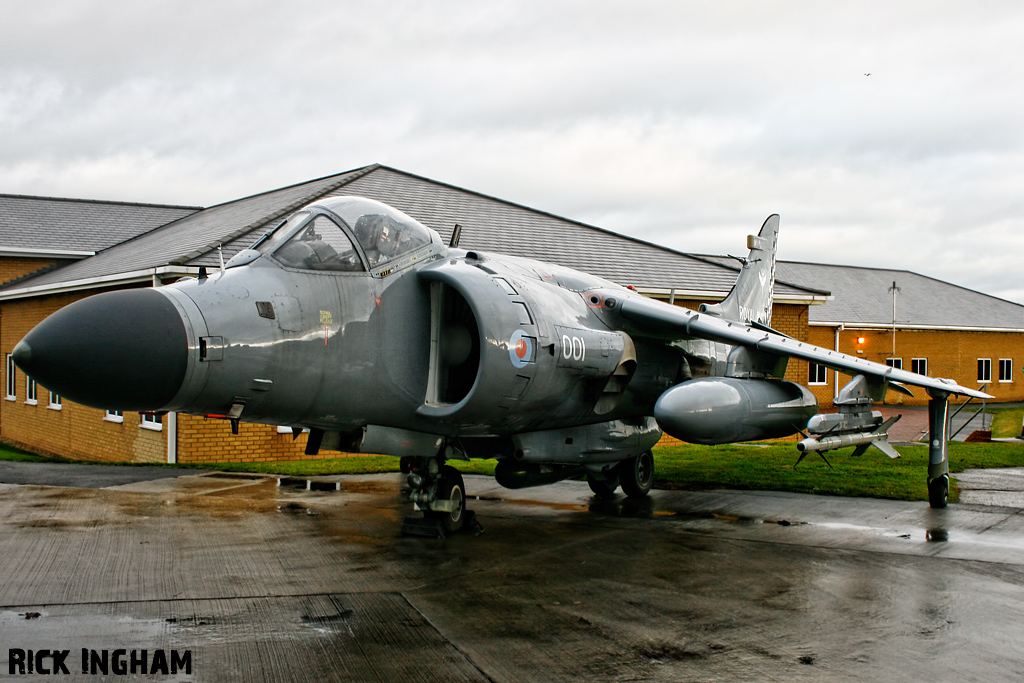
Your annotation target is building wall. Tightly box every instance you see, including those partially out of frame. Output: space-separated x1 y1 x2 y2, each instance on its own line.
3 283 1020 463
0 289 364 464
1 291 160 462
0 257 60 287
176 415 345 464
802 326 1024 406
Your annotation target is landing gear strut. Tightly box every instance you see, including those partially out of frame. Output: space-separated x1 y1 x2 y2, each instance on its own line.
400 456 481 537
927 391 951 509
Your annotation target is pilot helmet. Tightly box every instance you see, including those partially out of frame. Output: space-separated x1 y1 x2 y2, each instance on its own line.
377 220 399 256
353 214 384 251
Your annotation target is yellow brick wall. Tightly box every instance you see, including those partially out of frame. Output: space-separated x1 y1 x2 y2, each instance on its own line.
0 257 60 287
1 290 361 464
4 287 1021 463
802 326 1024 406
2 289 168 463
175 414 355 464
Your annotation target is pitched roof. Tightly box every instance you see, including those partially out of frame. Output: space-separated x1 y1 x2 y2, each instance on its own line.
5 164 820 302
2 169 372 290
700 256 1024 331
0 193 200 254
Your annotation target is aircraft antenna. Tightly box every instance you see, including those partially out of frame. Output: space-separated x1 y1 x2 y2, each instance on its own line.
449 224 463 248
218 244 226 274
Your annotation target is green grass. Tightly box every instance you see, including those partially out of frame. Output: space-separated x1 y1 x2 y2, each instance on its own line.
989 406 1024 438
0 441 54 462
649 441 1024 503
3 438 1022 503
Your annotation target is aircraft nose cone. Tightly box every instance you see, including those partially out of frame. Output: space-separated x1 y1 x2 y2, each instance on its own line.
13 289 188 411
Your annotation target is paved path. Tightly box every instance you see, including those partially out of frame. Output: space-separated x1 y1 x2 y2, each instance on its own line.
2 462 1024 681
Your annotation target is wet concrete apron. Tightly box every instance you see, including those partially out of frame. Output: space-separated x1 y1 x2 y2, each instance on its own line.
1 466 1023 681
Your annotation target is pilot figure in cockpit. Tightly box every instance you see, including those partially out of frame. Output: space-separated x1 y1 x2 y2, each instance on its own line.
353 214 400 266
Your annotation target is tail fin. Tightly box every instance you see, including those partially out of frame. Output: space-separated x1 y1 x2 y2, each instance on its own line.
700 214 779 326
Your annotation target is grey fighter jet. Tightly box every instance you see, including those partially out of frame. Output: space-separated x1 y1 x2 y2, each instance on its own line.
12 197 990 533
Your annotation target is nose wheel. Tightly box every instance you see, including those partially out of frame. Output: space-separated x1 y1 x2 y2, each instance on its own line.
427 465 466 534
401 457 482 537
928 474 949 509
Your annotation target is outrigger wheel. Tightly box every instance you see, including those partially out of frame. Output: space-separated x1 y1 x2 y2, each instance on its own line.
928 474 949 509
617 450 655 498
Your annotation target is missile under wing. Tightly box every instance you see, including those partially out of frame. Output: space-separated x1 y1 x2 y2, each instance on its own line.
12 197 990 533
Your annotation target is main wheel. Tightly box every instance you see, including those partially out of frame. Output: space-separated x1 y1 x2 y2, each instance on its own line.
428 465 466 533
928 474 949 509
618 451 654 498
587 472 620 498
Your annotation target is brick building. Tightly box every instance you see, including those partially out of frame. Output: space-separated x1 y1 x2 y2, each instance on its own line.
2 165 1021 464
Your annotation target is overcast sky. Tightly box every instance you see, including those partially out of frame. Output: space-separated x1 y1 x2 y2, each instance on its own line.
2 1 1023 302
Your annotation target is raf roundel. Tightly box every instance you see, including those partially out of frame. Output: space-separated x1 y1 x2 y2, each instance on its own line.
508 329 535 368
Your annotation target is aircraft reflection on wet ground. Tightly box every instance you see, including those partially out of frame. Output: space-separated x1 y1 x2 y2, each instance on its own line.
1 463 1024 681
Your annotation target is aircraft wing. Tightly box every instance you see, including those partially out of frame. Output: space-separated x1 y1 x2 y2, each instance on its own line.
616 293 993 400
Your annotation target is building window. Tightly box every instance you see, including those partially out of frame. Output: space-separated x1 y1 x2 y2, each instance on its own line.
978 358 992 383
48 391 62 410
999 359 1013 383
885 358 903 370
911 358 928 376
5 354 15 400
25 377 38 405
808 362 827 385
105 409 124 423
141 413 164 431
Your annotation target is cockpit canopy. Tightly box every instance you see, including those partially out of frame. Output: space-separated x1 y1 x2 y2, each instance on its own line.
253 196 435 272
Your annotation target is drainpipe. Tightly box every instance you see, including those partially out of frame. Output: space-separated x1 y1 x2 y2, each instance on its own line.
834 324 844 404
167 411 177 464
151 274 178 463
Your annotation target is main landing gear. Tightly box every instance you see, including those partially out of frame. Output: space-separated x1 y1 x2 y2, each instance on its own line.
927 391 952 509
586 451 655 499
400 456 482 538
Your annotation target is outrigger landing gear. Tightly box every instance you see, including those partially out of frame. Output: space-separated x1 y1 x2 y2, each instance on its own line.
927 390 951 509
400 456 483 537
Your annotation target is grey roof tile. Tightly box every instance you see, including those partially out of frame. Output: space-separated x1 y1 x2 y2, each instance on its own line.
8 168 372 288
0 165 837 305
779 261 1024 329
701 256 1024 330
194 166 815 297
0 194 199 253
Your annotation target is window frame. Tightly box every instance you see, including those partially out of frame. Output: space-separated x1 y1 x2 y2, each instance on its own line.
5 354 16 400
48 391 62 411
999 358 1013 383
978 358 992 383
808 362 828 386
25 376 37 405
911 358 928 376
885 358 903 370
140 412 164 431
105 409 124 424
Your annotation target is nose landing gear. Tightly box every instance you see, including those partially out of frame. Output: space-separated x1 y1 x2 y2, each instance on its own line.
400 456 483 537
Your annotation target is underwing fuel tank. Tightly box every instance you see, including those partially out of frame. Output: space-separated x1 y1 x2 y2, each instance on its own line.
654 377 818 444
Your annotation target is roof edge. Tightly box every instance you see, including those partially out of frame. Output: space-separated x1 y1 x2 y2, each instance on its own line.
636 286 831 306
0 266 199 301
0 247 95 259
809 321 1024 333
0 192 202 211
